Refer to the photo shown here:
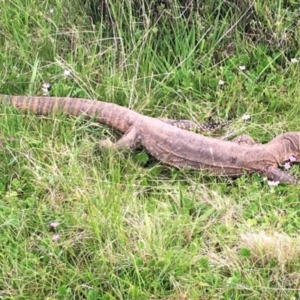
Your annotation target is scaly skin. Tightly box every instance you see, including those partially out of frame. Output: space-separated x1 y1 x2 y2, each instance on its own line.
1 94 299 184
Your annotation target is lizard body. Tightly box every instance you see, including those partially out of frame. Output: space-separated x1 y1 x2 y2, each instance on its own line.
1 94 299 184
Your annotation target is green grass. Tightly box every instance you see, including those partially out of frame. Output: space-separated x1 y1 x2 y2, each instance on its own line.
1 0 300 299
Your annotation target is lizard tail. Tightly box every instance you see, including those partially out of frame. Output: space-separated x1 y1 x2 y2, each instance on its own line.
0 95 137 133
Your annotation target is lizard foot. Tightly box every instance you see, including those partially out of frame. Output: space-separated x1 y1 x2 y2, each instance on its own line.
98 127 141 150
231 134 257 146
264 166 298 185
98 138 115 148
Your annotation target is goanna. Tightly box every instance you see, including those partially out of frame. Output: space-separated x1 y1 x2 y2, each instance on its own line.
1 94 299 184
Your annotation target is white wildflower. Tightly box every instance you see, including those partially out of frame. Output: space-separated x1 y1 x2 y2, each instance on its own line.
64 70 71 77
239 65 246 71
241 114 251 121
52 234 60 241
291 58 299 63
42 83 51 96
218 80 225 85
50 221 60 228
268 181 280 186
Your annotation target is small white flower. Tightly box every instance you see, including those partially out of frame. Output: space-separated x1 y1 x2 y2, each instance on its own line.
241 114 251 121
49 8 54 14
42 83 51 96
218 80 225 85
291 58 299 63
50 221 60 228
268 180 280 186
42 83 50 89
64 70 71 77
239 65 246 71
52 234 60 241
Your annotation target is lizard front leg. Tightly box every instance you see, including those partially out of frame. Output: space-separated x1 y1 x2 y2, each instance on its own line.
264 166 298 184
99 127 141 150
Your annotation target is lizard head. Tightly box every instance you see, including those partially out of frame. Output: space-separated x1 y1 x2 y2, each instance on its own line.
281 132 300 162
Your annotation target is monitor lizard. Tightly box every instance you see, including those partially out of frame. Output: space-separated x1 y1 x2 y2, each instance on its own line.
0 94 299 184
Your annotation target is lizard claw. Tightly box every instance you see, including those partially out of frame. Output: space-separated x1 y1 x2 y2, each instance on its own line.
98 138 114 148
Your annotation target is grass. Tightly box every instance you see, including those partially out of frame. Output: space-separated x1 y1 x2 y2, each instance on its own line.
1 0 300 298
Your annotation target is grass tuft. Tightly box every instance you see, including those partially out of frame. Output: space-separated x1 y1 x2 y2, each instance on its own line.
240 231 300 266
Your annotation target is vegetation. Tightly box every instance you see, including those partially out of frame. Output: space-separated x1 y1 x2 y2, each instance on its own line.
1 0 300 298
